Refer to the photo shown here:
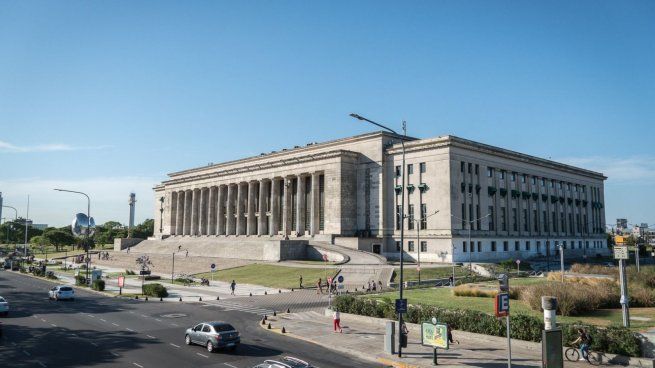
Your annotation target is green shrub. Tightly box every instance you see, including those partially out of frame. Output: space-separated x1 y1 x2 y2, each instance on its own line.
32 268 44 277
75 275 87 286
46 272 58 280
142 283 168 297
125 269 136 275
92 279 105 291
519 281 619 316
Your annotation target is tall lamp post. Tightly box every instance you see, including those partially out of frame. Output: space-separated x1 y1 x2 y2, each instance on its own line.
409 210 439 285
350 113 407 357
2 206 18 249
450 213 491 275
54 189 92 284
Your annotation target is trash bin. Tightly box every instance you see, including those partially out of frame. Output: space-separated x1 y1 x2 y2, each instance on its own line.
400 331 408 348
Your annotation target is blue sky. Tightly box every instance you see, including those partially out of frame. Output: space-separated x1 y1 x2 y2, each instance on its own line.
0 1 653 228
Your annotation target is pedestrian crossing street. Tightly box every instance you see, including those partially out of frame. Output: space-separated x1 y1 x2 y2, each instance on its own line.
200 299 275 316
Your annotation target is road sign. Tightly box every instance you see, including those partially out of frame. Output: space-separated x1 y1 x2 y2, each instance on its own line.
421 322 449 349
118 275 125 288
139 270 151 276
495 292 510 317
210 263 216 270
395 298 408 314
614 246 629 260
337 275 344 283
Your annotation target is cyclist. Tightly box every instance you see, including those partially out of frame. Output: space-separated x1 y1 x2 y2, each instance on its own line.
571 328 591 361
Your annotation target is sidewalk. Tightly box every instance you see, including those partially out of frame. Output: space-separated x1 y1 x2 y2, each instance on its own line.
261 311 648 367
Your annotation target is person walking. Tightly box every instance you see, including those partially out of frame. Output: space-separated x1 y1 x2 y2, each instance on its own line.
185 250 188 258
316 278 323 294
299 275 303 289
333 309 343 333
230 280 236 295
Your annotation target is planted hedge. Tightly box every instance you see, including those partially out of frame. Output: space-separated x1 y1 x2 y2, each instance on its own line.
92 279 105 291
142 283 168 298
333 295 641 357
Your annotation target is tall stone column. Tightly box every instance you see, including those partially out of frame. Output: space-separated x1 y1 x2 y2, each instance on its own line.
208 186 217 235
296 175 306 235
217 185 227 235
191 188 200 236
310 172 321 235
282 177 292 238
175 191 184 235
183 189 192 235
226 184 236 235
199 187 208 235
258 180 267 235
270 179 280 236
236 183 245 235
247 181 257 235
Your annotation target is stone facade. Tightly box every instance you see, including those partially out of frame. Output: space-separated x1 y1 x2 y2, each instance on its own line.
154 132 608 262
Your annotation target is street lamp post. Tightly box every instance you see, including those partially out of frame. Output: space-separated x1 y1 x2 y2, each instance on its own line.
24 195 30 258
159 197 165 234
54 189 92 285
350 113 407 357
2 206 18 249
558 244 564 282
450 213 491 275
410 210 439 285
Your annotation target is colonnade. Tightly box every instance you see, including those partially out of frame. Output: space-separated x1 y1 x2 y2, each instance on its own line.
168 173 325 237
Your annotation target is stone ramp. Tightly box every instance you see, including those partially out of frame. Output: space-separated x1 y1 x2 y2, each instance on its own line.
308 241 387 265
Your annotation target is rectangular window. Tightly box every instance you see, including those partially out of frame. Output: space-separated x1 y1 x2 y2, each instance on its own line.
395 241 401 251
395 165 401 177
526 241 531 251
407 164 414 175
533 209 538 232
511 172 516 181
500 171 505 180
521 174 526 183
503 241 508 251
420 241 427 252
567 183 571 191
469 203 473 224
408 241 415 252
560 212 565 233
491 241 497 251
558 181 563 189
501 207 507 231
408 205 415 230
463 241 468 252
543 210 548 232
468 163 472 174
420 204 427 230
461 162 465 172
514 241 520 251
395 204 402 231
531 176 536 185
487 167 494 177
512 208 518 231
477 241 481 252
551 179 555 188
419 162 426 173
541 178 546 186
476 205 481 230
461 203 466 228
537 241 541 252
569 213 574 234
523 209 528 232
563 241 567 250
475 164 479 175
488 206 495 231
585 241 589 249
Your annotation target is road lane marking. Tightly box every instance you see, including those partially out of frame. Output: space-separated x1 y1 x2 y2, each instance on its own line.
90 342 99 347
170 323 178 327
100 319 107 322
36 361 46 367
126 328 135 332
50 323 57 327
224 364 238 368
112 323 119 326
133 363 144 368
111 352 120 357
41 318 46 322
196 353 209 358
169 343 181 348
23 350 31 356
154 318 162 322
141 314 148 318
146 335 156 339
87 314 95 317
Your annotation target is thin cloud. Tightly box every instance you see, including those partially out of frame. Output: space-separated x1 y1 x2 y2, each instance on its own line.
559 155 655 183
0 140 112 153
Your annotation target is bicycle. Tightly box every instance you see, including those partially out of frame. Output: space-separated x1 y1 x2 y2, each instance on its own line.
565 344 601 365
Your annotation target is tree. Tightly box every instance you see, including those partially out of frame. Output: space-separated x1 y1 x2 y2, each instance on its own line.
43 229 76 252
30 235 50 246
132 219 154 239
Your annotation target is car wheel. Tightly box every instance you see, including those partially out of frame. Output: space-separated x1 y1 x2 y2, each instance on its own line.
185 335 192 345
206 341 214 353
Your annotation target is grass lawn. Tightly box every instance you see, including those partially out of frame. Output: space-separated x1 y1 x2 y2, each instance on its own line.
391 266 470 282
194 264 339 289
363 286 655 331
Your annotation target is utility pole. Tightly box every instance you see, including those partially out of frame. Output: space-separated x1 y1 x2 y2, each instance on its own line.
559 244 564 282
24 195 30 257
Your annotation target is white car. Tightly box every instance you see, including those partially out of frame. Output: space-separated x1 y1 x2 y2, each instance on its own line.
49 286 75 301
0 296 8 316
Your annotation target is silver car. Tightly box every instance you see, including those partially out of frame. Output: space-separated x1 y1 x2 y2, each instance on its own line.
48 286 75 301
185 321 240 353
0 296 8 316
252 357 314 368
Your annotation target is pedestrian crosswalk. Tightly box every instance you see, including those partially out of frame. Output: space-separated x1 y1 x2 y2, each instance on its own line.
200 299 275 316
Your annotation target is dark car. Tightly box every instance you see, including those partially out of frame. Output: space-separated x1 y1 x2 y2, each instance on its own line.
185 321 240 352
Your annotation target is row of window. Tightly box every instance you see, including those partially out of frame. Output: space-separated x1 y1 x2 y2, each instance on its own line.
395 162 427 177
395 240 428 252
395 204 428 230
462 239 605 253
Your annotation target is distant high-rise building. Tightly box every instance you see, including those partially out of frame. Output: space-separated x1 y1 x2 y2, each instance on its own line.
128 193 136 238
616 218 628 232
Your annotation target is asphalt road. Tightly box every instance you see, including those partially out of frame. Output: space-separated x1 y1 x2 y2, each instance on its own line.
0 270 379 368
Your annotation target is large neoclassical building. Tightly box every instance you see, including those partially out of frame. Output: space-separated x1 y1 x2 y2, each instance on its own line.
153 131 608 262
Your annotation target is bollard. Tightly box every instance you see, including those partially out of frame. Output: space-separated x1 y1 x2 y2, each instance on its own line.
273 311 277 316
160 297 163 301
281 326 286 333
261 318 266 325
267 323 271 329
263 315 267 321
179 297 182 302
286 308 290 313
199 297 202 302
249 292 252 297
278 289 281 293
145 296 148 301
264 291 267 295
135 295 139 300
216 296 220 300
291 288 294 292
542 296 558 330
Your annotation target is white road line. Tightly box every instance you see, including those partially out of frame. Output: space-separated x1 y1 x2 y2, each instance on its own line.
196 353 209 358
170 323 178 327
100 319 107 322
169 343 181 348
50 323 57 327
90 342 99 347
111 352 120 357
87 314 95 317
23 350 31 356
140 314 148 318
154 318 162 322
224 363 238 368
36 361 46 367
133 363 144 368
41 318 46 322
112 323 119 326
146 335 156 339
129 311 135 314
126 328 135 332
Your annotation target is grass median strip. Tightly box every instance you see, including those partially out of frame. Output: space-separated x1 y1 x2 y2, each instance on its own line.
194 263 339 289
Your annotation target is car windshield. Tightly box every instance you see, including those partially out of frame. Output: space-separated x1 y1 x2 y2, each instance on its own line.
60 287 73 291
211 323 235 332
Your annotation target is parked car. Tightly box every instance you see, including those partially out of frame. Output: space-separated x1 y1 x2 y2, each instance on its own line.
0 296 8 316
252 357 314 368
48 286 75 301
184 321 240 352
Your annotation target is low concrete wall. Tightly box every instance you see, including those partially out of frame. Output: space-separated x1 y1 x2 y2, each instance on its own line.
113 238 144 251
334 236 382 253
